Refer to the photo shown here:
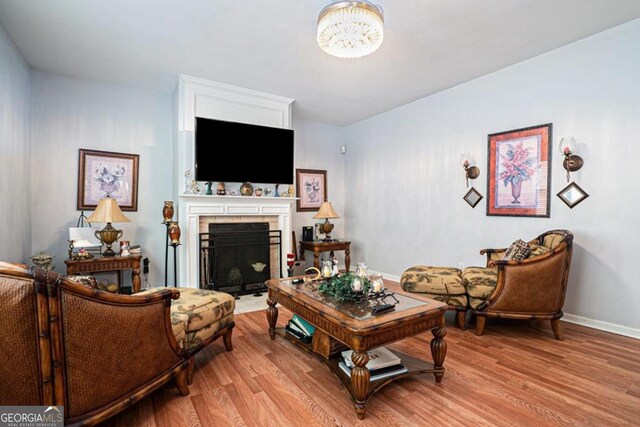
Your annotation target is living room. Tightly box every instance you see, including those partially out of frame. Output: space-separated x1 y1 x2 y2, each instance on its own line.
1 1 639 426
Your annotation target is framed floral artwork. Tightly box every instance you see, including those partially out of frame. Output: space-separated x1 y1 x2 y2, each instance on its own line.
77 149 139 211
487 123 552 217
296 169 327 212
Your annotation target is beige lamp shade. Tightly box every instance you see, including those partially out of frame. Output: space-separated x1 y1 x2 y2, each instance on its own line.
313 201 340 219
87 197 131 223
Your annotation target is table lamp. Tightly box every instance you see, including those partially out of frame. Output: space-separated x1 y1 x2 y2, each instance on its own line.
313 201 339 241
87 196 131 256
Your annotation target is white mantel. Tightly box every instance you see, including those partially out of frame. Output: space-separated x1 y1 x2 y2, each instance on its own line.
178 195 297 287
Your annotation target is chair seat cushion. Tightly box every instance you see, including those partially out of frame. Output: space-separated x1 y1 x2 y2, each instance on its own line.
184 313 234 350
463 267 498 301
401 266 466 308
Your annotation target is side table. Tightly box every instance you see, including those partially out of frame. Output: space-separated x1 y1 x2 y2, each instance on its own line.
299 240 351 273
65 255 142 293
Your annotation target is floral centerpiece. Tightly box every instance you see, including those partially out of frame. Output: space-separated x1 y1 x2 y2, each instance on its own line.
499 141 535 204
317 272 371 302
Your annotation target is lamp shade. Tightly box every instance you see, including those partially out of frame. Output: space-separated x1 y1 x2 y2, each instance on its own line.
313 201 340 219
87 197 131 223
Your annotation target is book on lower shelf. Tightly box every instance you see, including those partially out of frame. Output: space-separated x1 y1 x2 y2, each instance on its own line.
341 346 401 371
285 321 313 344
338 361 408 382
291 314 316 336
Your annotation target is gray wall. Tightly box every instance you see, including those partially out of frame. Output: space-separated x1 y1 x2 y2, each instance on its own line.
291 118 346 265
344 19 640 332
0 23 30 263
30 71 173 286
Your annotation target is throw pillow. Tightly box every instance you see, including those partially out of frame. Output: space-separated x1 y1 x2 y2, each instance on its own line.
502 239 531 261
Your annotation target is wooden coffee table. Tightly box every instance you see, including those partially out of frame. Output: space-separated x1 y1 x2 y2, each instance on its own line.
265 277 448 419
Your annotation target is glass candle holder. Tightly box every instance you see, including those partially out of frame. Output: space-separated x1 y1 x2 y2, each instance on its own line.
371 274 384 293
351 276 363 293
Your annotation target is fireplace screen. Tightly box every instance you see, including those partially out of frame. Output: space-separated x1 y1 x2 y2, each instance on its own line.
199 222 282 296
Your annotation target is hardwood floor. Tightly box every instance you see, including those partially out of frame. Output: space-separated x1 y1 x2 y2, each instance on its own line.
103 309 640 426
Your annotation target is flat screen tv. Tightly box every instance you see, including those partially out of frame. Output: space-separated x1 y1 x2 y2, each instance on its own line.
194 117 294 184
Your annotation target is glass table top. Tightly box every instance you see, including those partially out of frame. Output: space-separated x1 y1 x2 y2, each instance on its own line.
280 279 429 320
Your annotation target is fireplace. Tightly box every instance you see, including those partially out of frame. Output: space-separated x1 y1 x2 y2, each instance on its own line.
199 222 282 296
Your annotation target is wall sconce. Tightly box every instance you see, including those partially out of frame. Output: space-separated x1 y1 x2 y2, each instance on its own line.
559 137 584 182
460 153 480 187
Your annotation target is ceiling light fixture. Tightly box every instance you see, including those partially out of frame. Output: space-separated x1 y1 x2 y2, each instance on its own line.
317 1 384 59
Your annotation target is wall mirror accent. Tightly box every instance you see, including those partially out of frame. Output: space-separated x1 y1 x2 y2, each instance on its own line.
557 182 589 208
464 187 483 208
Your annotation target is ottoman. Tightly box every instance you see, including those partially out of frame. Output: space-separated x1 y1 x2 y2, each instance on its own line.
401 266 467 329
141 287 236 382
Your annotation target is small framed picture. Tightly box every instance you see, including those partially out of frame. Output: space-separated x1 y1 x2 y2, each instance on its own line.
487 123 552 218
77 149 139 211
557 182 589 208
463 188 483 208
296 169 327 212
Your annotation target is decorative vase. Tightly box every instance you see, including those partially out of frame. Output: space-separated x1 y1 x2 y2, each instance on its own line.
216 182 226 195
255 188 263 197
240 182 254 196
510 180 522 204
168 221 181 245
162 201 174 223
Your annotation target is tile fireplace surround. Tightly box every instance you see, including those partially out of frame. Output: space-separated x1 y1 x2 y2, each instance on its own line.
177 194 296 288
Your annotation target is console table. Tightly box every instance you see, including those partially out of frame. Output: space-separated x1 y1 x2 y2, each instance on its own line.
64 255 142 293
299 240 351 273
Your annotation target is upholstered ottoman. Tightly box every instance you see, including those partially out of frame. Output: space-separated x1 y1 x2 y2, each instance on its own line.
462 267 498 312
401 266 467 329
141 287 235 382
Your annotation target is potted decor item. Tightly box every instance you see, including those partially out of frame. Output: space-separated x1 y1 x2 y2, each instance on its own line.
240 182 254 196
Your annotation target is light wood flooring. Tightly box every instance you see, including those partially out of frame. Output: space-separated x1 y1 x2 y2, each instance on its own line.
103 309 640 426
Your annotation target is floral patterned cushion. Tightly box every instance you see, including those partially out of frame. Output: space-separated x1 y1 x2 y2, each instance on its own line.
528 244 551 258
401 266 466 308
183 313 234 351
463 267 498 301
66 275 98 289
140 288 235 347
543 233 565 250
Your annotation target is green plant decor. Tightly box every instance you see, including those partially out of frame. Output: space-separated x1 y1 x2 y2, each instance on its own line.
317 272 371 302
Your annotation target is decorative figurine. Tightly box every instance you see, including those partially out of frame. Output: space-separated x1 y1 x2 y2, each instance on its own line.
206 181 213 195
190 180 201 194
217 181 226 195
274 184 280 197
162 201 174 223
264 188 272 197
287 184 295 197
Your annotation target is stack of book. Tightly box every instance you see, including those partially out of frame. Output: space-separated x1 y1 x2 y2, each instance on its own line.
285 314 316 344
338 347 407 382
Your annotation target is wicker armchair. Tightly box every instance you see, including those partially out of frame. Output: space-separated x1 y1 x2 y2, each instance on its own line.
465 230 574 339
0 262 190 426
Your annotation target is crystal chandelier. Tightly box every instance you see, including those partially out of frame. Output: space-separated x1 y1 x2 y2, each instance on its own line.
317 1 384 59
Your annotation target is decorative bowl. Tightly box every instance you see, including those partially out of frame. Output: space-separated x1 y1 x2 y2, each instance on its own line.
252 262 267 272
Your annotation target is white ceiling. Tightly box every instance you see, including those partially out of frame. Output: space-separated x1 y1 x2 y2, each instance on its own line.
1 0 639 126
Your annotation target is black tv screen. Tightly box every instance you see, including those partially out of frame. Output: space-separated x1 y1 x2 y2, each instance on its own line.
195 117 294 184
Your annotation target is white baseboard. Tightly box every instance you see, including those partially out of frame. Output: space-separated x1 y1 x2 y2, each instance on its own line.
371 269 639 340
562 313 640 340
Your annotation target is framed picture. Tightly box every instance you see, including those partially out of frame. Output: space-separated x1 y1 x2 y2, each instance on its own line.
77 149 139 211
463 188 483 208
487 123 552 217
296 169 327 212
557 182 589 208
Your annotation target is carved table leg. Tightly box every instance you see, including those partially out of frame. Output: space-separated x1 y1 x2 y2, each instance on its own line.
430 327 447 383
313 249 320 269
266 297 278 340
350 351 370 420
132 263 141 293
344 248 351 273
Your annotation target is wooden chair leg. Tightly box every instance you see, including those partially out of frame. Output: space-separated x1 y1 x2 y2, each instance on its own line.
223 324 234 351
550 318 563 340
456 310 467 331
175 368 190 396
187 357 195 385
475 316 486 336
